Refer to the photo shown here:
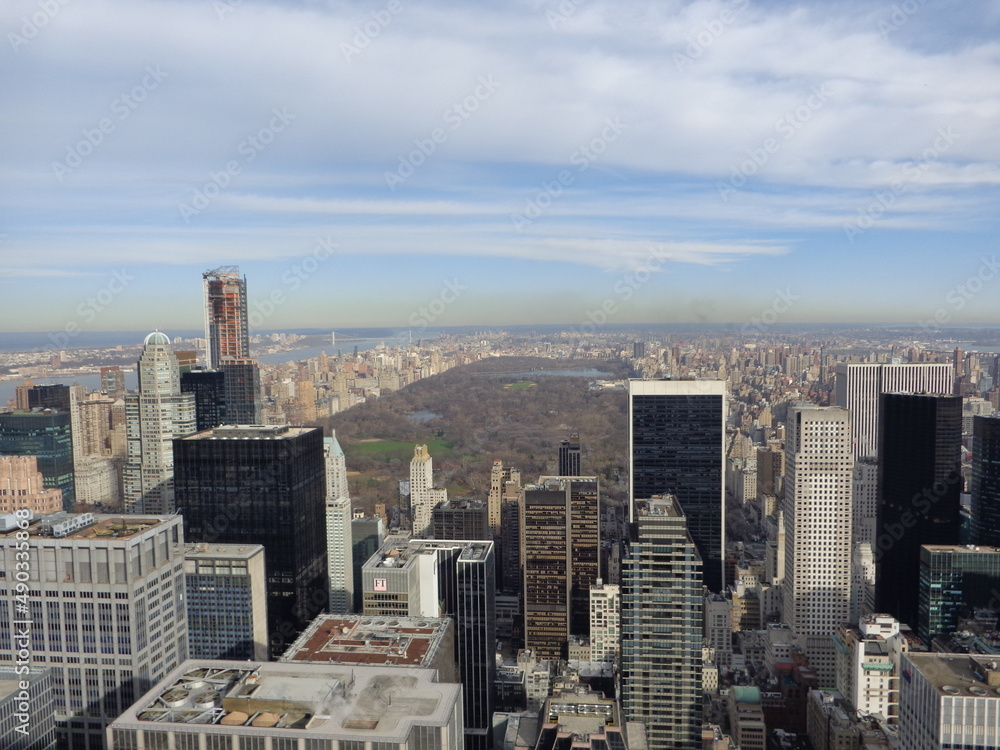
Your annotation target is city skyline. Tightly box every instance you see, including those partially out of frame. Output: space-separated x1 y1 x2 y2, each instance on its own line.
2 1 1000 333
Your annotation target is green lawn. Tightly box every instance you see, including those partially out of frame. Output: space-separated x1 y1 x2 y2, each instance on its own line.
504 380 536 390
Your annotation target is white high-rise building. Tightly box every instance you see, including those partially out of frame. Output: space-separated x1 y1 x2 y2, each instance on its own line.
324 435 354 613
590 580 620 661
324 432 350 502
122 332 197 514
834 363 953 458
834 614 906 723
410 444 446 537
782 406 854 687
0 511 188 749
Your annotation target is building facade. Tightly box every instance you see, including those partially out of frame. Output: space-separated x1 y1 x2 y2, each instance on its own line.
122 332 197 514
876 393 962 629
174 425 329 658
629 379 726 591
0 455 63 515
833 362 954 458
973 415 1000 547
203 266 250 369
782 406 853 687
621 496 703 750
183 543 268 661
0 410 75 511
0 512 188 750
521 476 600 658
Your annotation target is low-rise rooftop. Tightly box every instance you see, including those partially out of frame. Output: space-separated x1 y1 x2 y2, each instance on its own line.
281 615 451 668
109 660 462 742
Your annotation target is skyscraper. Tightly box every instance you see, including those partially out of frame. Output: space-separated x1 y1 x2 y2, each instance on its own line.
362 538 496 750
122 332 197 514
179 368 227 430
876 393 962 629
174 424 329 658
202 265 249 369
432 497 490 540
629 379 726 590
183 542 269 661
521 476 600 658
0 455 63 514
558 433 581 476
488 458 520 538
219 358 261 425
834 362 954 458
0 409 75 510
203 267 261 424
410 444 446 537
782 405 853 687
972 415 1000 547
621 495 703 750
325 435 354 614
0 512 188 749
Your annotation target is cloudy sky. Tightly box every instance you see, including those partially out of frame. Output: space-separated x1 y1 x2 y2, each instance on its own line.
2 0 999 334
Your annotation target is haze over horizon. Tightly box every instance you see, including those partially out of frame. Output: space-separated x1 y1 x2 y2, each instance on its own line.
2 0 999 333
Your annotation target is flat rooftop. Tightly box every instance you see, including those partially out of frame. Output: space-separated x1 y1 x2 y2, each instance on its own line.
183 543 264 560
369 539 492 570
635 496 682 517
923 544 1000 555
281 615 451 668
2 512 168 540
182 425 316 440
908 653 1000 698
110 660 461 742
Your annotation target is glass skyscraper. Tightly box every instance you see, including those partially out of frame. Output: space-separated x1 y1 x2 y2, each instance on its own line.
629 379 726 590
876 393 962 629
972 415 1000 547
0 409 75 510
174 424 328 658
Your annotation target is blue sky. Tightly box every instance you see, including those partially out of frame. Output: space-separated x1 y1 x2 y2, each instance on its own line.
1 0 999 334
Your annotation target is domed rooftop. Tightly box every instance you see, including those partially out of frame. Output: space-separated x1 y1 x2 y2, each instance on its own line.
143 331 171 346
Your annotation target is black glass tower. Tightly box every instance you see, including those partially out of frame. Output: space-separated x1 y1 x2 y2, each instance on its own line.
972 415 1000 547
876 393 962 628
0 409 75 509
174 425 328 658
180 369 227 431
219 359 261 425
558 434 581 476
629 380 726 591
